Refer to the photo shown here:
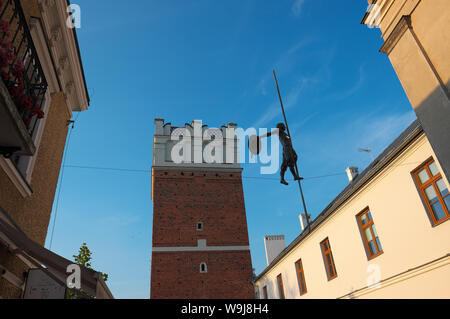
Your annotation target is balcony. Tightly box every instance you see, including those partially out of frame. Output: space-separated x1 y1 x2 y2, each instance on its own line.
0 0 48 158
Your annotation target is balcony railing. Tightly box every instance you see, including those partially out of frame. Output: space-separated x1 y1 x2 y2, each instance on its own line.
0 0 48 157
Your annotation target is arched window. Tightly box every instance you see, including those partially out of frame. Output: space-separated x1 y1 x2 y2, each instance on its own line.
200 262 207 273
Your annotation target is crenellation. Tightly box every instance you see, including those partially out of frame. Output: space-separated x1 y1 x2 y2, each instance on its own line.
153 119 241 169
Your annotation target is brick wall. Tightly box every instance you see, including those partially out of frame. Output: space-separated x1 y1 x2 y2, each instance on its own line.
151 169 254 299
151 251 253 299
0 92 70 298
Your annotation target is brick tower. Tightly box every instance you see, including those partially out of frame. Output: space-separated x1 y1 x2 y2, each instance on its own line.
150 119 254 299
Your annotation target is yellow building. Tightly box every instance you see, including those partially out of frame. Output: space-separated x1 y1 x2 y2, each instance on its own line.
254 0 450 300
254 120 450 298
362 0 450 181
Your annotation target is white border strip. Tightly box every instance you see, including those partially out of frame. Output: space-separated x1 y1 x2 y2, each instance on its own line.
152 239 249 252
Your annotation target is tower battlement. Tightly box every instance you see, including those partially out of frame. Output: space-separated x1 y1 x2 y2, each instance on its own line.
153 119 241 170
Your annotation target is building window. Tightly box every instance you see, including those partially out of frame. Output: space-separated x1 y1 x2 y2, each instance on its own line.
200 262 207 273
413 159 450 225
197 222 203 231
295 259 307 295
320 238 337 280
357 208 383 259
262 286 268 299
277 274 285 299
9 92 50 183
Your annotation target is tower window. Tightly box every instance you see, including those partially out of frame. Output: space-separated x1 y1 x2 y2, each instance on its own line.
197 222 203 231
200 262 207 273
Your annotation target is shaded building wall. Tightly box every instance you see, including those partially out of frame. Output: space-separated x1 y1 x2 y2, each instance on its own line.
0 92 71 298
0 0 72 298
365 0 450 180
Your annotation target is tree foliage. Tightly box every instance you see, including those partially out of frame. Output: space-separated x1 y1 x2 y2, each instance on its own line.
66 243 109 299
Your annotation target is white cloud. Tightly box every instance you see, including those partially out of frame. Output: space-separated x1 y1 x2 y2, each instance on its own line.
330 65 366 101
255 38 313 97
252 77 311 128
252 50 334 129
360 111 418 148
298 110 418 169
292 0 305 17
251 37 336 130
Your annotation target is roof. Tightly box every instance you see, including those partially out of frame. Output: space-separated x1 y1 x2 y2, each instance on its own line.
0 206 113 298
254 119 423 282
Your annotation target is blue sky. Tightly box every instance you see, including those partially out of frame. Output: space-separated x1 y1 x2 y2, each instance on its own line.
45 0 417 298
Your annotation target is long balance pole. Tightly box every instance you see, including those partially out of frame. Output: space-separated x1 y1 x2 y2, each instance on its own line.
273 70 311 231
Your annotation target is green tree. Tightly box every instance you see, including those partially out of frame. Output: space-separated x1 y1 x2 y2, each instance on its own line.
73 243 109 282
66 243 109 299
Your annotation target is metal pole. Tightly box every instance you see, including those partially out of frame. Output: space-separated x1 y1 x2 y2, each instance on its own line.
273 70 311 231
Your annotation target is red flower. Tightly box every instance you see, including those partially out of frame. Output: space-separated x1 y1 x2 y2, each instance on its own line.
12 68 23 81
18 96 33 109
14 60 24 72
0 57 8 68
1 41 12 51
23 117 31 127
6 51 16 62
8 86 23 97
31 105 40 114
1 71 10 82
0 20 10 33
30 104 44 119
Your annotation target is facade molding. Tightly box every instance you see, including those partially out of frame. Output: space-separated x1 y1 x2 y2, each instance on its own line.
37 0 89 112
152 239 250 253
152 165 244 171
0 264 24 290
380 15 411 55
339 253 450 299
380 14 450 102
28 17 61 95
0 157 33 198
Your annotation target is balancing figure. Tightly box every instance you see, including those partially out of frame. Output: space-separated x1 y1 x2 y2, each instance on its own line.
249 122 301 185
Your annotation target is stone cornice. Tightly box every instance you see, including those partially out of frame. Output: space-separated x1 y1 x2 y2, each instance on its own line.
379 15 412 55
37 0 89 112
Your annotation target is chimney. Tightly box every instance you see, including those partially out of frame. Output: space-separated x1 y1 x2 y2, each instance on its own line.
299 214 312 233
264 235 286 266
346 167 359 183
